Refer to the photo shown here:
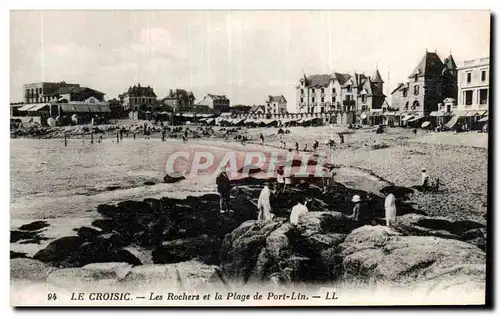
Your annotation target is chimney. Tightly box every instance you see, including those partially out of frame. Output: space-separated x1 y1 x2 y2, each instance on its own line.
169 89 173 96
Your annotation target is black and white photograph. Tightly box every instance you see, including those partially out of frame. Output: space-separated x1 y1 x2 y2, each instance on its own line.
9 10 491 306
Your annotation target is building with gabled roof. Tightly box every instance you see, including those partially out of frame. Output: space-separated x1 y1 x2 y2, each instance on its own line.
391 50 457 115
296 69 385 115
162 89 196 112
120 84 157 111
265 95 287 114
196 93 230 114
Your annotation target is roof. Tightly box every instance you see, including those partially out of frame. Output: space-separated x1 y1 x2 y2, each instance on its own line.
59 104 110 113
164 89 195 100
371 69 384 83
267 95 287 103
18 103 50 111
207 94 229 101
302 72 351 88
443 55 457 71
123 84 157 98
45 86 105 97
408 52 444 78
249 105 265 113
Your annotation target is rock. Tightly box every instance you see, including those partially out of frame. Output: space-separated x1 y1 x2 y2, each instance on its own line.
417 264 486 299
91 219 116 233
10 250 27 259
297 211 356 236
11 258 57 281
96 204 118 218
393 214 486 243
47 266 123 291
33 236 84 265
340 225 486 285
75 226 103 241
220 220 282 282
121 261 223 290
19 221 49 231
152 235 220 265
81 262 133 279
11 230 42 243
70 242 142 267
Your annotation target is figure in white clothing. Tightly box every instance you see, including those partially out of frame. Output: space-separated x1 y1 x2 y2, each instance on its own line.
384 193 397 227
290 196 309 225
257 182 274 222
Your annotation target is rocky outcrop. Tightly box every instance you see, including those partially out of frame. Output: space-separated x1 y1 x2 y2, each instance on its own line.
152 234 221 265
220 211 354 284
10 258 57 281
219 212 486 288
19 221 50 231
392 214 487 251
339 225 486 286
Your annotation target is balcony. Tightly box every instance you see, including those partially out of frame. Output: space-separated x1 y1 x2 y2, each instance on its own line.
343 100 356 106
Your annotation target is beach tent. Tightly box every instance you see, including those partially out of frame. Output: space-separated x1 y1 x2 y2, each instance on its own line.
421 121 431 128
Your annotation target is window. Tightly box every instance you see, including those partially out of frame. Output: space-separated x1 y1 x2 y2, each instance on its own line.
332 88 336 93
321 88 324 94
479 89 488 105
301 89 304 94
465 90 473 105
361 95 367 103
312 97 315 103
403 89 407 97
300 97 304 103
332 96 336 103
466 72 472 83
321 97 325 103
346 85 352 93
414 85 419 96
414 74 418 82
346 95 352 101
481 71 487 82
312 88 315 94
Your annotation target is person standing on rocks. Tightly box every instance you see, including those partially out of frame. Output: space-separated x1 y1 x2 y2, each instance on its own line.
290 195 309 225
421 168 429 191
276 165 285 193
322 166 336 193
257 181 274 222
349 195 362 222
216 167 231 213
385 193 397 227
260 133 265 145
295 142 299 152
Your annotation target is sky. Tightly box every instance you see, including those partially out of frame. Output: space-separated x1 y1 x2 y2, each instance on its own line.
10 10 491 111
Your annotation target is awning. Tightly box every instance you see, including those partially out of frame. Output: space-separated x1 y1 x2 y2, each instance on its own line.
476 111 487 116
407 115 424 123
430 111 443 117
18 104 39 111
478 116 489 122
87 104 111 113
465 111 479 117
74 105 92 113
369 112 382 117
445 115 460 128
205 118 215 123
26 103 49 112
451 110 468 117
401 115 414 121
